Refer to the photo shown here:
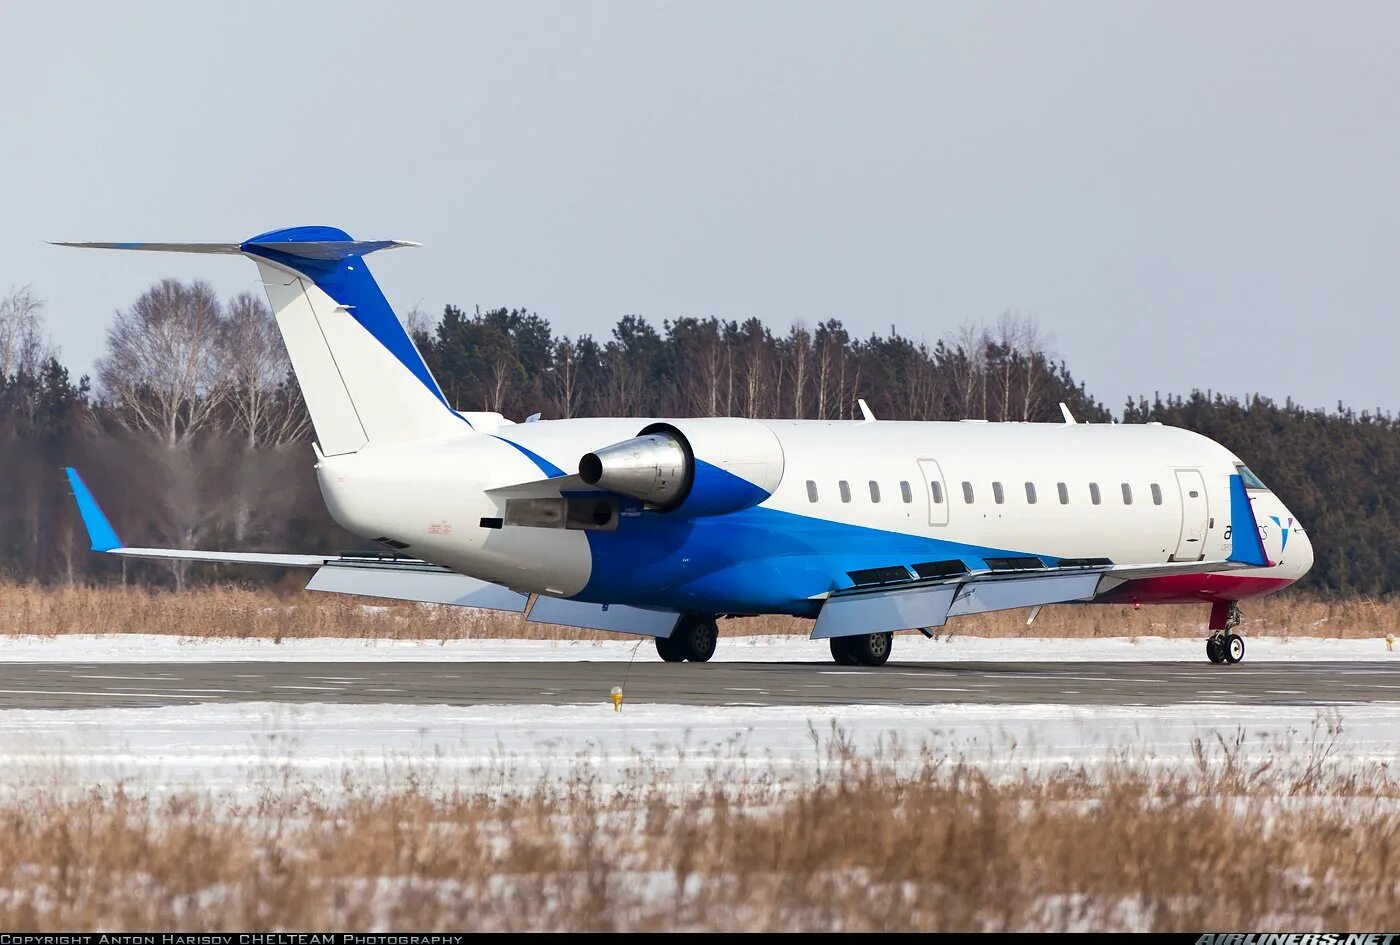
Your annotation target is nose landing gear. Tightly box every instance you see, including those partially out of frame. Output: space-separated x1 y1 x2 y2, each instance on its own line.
1206 601 1245 664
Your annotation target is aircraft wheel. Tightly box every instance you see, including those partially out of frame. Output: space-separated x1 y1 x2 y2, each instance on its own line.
1206 636 1226 664
1223 632 1245 664
672 615 719 663
829 637 860 666
655 634 686 662
847 632 893 667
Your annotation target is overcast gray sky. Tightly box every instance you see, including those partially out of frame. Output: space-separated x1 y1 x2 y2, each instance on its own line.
1 2 1394 414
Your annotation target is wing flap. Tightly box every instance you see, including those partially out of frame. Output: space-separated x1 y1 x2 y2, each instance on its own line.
946 570 1103 617
812 583 958 638
813 567 1105 639
527 596 681 638
307 562 528 611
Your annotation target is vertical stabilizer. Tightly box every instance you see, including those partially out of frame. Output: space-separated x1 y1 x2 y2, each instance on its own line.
53 228 470 455
240 227 466 454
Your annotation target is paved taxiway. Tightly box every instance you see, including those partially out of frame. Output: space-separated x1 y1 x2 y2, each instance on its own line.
0 660 1396 708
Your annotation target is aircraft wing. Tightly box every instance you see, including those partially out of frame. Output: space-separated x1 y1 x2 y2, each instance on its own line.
63 468 529 612
811 559 1253 640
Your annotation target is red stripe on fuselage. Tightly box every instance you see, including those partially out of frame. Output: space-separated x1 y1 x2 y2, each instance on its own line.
1096 572 1294 605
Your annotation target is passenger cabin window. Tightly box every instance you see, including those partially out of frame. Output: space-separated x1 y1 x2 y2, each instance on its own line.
869 481 881 502
839 480 852 503
1151 483 1163 505
992 482 1005 504
900 481 913 503
1121 483 1133 505
806 480 818 503
1057 482 1069 505
1089 483 1102 505
1025 482 1037 504
931 481 944 504
962 481 975 504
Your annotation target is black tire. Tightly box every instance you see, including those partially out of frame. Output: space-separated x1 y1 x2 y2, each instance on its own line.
829 637 860 666
1206 636 1226 664
673 616 719 663
847 632 893 667
655 634 686 662
1223 632 1245 664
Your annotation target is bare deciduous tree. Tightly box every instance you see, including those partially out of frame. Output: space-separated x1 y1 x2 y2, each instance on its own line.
222 292 308 448
97 279 229 447
0 286 51 378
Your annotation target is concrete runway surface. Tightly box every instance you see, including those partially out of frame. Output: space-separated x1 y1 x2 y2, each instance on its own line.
0 660 1397 708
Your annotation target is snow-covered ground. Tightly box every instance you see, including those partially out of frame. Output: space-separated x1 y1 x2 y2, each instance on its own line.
0 633 1394 796
0 632 1395 663
0 700 1394 795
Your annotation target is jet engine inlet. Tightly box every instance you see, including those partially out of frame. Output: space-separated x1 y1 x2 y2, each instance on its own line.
578 433 691 509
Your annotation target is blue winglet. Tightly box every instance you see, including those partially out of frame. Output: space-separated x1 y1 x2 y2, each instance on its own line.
1226 474 1270 567
63 467 122 552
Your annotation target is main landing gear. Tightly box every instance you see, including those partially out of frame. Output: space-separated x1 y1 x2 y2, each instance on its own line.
1206 601 1245 665
656 615 719 663
829 632 894 667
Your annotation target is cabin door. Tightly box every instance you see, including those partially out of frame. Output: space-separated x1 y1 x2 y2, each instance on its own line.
917 458 949 527
1174 469 1209 561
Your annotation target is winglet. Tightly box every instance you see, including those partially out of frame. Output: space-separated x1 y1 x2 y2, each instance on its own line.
857 399 876 423
63 468 122 552
1226 474 1270 567
1059 402 1076 424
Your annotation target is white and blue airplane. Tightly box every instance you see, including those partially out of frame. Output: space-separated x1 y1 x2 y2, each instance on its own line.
57 227 1313 666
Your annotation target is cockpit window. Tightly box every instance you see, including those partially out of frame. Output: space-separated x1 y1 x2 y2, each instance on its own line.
1236 464 1269 491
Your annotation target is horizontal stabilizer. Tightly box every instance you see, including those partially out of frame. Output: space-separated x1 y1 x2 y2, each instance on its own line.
51 239 419 260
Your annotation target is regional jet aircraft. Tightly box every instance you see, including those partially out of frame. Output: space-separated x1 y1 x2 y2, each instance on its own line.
57 228 1312 665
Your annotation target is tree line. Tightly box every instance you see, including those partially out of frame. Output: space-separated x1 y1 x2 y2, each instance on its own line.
0 280 1391 595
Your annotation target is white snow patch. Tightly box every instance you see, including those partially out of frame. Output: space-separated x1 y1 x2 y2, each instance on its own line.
0 700 1394 795
0 633 1394 664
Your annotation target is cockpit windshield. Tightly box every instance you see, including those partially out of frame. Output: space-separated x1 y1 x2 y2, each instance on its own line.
1236 464 1269 491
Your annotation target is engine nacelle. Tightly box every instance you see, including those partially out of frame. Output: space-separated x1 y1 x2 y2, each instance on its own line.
578 418 785 517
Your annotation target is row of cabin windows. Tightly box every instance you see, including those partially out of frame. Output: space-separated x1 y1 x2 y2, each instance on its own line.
806 480 917 504
805 479 1166 507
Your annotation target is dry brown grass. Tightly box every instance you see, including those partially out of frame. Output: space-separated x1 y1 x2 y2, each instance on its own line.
0 582 1393 640
1 740 1396 931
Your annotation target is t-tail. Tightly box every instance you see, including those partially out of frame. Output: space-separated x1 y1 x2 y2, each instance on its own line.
53 227 468 455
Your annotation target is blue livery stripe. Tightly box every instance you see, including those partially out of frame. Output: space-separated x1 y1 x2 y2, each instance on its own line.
1227 474 1270 567
493 436 567 478
576 503 1043 616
